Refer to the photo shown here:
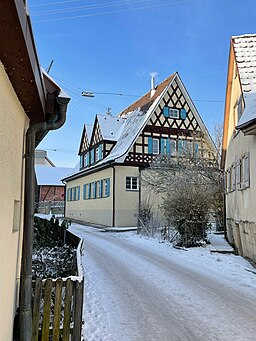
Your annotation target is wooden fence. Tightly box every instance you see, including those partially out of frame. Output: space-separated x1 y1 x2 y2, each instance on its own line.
32 277 84 341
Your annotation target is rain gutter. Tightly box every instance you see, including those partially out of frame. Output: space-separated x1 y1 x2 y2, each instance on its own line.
19 91 70 341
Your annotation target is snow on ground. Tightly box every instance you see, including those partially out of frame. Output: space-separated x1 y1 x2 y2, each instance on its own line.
68 222 256 341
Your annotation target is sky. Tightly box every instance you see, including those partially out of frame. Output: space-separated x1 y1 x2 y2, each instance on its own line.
29 0 256 167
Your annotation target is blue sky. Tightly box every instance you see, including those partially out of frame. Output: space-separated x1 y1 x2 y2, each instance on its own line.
29 0 256 167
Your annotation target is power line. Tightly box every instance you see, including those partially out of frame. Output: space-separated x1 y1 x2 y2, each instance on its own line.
32 0 195 23
32 0 155 16
30 0 81 7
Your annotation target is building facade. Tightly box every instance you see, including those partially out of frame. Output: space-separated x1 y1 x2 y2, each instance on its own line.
0 2 70 339
222 34 256 263
63 72 216 227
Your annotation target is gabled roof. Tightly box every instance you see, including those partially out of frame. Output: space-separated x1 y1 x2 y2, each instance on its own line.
97 114 126 141
233 34 256 93
120 73 175 116
78 124 93 154
63 72 215 182
35 165 73 186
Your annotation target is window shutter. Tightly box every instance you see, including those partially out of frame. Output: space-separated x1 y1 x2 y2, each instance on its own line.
231 164 236 191
99 180 103 197
99 144 103 160
70 188 72 201
77 186 80 200
91 150 95 164
178 140 183 155
93 182 97 198
106 178 110 197
86 153 89 166
163 106 169 117
80 156 83 170
148 137 153 154
243 153 250 188
195 142 199 155
166 139 171 154
88 183 91 199
180 108 187 119
73 187 76 201
83 184 86 200
183 140 187 153
160 138 165 154
236 159 241 189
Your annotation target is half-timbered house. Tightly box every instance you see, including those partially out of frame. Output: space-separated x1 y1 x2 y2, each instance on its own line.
63 72 215 227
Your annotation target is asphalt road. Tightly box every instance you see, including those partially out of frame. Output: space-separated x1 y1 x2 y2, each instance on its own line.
71 226 256 341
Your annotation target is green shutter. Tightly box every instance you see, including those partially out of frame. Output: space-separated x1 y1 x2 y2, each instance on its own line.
83 184 86 200
99 144 102 160
148 137 153 154
160 138 165 155
99 180 103 198
106 178 110 197
88 183 91 199
180 108 186 119
77 186 80 200
163 106 169 117
166 139 171 154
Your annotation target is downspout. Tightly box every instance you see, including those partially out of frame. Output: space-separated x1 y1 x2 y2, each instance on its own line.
111 165 116 227
19 93 70 341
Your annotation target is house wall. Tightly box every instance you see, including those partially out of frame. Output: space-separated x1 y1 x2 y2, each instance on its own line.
65 165 140 227
39 185 65 202
0 62 29 340
225 61 256 262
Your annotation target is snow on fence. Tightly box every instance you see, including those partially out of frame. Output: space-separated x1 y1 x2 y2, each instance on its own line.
37 201 65 214
32 277 84 341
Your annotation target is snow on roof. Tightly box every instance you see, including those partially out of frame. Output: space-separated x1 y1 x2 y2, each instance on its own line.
97 114 126 141
35 165 74 185
237 92 256 128
96 95 162 165
233 34 256 93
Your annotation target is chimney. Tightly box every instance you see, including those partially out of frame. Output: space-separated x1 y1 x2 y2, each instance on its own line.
150 72 156 98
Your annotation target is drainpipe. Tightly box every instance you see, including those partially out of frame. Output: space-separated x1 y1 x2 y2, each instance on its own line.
19 93 70 341
111 165 116 227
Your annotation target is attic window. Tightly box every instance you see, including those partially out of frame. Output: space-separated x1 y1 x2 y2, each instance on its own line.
163 107 179 118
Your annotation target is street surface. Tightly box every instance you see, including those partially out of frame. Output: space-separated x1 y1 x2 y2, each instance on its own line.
70 225 256 341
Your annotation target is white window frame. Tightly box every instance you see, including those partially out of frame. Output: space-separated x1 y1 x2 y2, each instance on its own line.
152 138 159 154
126 177 139 191
95 147 99 162
169 108 179 118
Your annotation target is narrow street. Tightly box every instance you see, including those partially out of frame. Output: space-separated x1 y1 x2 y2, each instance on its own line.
70 225 256 341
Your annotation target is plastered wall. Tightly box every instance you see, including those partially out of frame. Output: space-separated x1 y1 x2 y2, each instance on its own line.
0 62 29 340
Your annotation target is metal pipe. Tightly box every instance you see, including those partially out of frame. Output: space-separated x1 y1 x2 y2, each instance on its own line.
19 93 70 341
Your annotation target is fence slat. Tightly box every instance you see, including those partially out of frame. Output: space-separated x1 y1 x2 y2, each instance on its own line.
72 278 84 341
32 278 42 341
63 278 73 341
52 278 63 341
42 279 53 341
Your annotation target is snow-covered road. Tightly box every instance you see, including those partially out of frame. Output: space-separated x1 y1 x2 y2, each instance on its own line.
69 224 256 341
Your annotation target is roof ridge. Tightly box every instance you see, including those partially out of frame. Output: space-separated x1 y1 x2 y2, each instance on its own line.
232 33 256 39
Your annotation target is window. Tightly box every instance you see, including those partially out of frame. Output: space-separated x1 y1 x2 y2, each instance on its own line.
126 177 139 190
169 108 179 118
95 147 99 162
104 178 110 197
152 138 159 154
79 155 83 170
170 139 177 156
163 107 179 118
83 184 87 200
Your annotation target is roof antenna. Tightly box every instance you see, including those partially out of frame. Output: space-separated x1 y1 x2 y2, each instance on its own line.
46 59 54 73
106 107 112 115
150 72 157 98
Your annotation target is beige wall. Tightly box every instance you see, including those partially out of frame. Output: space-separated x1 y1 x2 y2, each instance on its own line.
65 165 140 227
0 62 29 340
225 60 256 262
